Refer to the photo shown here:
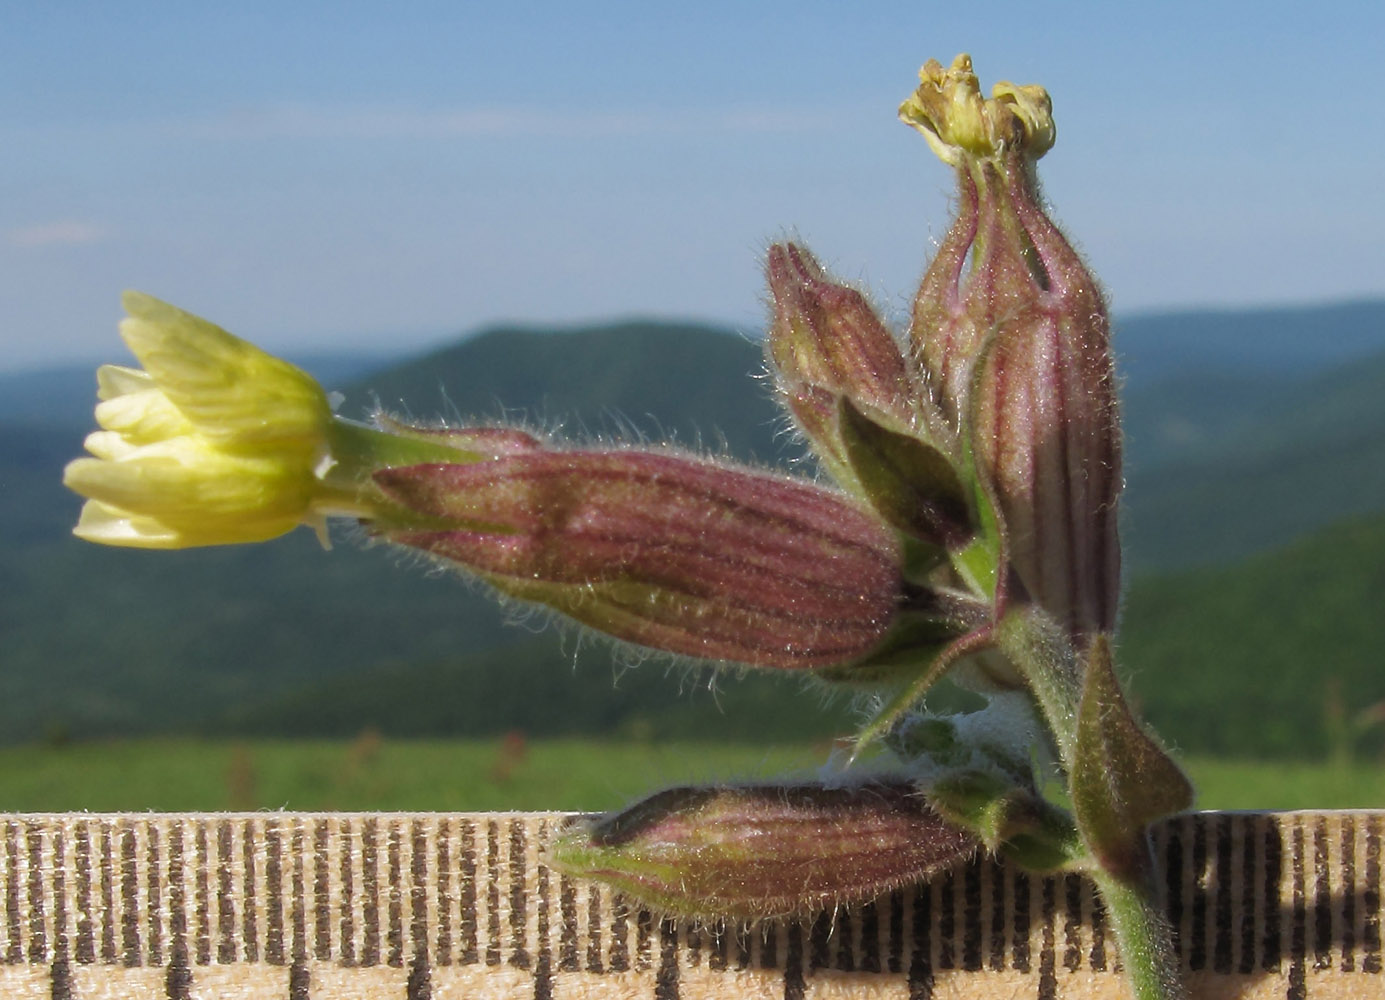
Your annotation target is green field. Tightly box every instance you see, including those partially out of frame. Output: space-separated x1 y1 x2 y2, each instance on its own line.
2 737 1382 814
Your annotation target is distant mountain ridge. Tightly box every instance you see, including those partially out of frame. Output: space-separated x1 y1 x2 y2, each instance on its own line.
3 300 1383 753
1122 348 1385 570
1123 511 1385 759
6 298 1385 429
333 320 786 464
1114 299 1385 381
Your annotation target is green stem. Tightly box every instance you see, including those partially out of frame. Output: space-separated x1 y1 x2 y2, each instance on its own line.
313 418 488 523
1091 854 1185 1000
996 609 1184 999
327 418 483 474
994 608 1079 766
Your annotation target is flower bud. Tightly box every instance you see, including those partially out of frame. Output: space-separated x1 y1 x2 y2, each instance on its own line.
901 55 1121 640
766 242 918 432
552 781 976 919
374 450 903 669
766 242 971 549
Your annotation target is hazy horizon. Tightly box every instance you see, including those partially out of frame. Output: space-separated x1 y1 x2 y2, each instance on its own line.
8 293 1385 379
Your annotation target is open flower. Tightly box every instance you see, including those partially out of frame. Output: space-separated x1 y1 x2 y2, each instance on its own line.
64 296 979 674
63 292 336 548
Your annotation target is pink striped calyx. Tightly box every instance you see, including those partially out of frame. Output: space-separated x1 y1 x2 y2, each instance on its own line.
373 448 921 671
901 54 1122 645
552 780 977 919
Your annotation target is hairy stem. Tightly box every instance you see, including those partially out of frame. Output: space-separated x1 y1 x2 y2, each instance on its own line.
1091 854 1185 1000
998 608 1184 1000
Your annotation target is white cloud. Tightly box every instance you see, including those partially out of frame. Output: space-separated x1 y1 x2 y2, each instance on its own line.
7 221 108 248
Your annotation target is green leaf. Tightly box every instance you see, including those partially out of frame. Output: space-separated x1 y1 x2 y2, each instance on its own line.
1071 635 1193 877
949 362 1007 600
850 622 999 758
836 396 972 547
928 770 1082 871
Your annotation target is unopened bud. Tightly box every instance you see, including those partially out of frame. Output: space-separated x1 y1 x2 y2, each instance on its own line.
767 243 919 430
766 243 970 549
553 781 976 919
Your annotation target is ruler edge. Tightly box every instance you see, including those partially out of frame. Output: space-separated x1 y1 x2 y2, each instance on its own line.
5 807 1380 821
3 809 1383 996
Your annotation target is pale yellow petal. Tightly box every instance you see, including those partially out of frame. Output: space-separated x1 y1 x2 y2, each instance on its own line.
72 498 294 549
95 364 154 401
72 500 184 548
94 389 193 442
80 430 138 461
119 291 330 447
65 438 312 527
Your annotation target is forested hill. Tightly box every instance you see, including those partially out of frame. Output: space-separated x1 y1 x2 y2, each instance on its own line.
332 320 787 465
1123 511 1385 759
3 302 1384 755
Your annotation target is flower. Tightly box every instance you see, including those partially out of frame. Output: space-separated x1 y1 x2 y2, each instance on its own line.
902 55 1122 642
63 292 335 548
57 57 1195 997
766 242 920 443
64 295 980 676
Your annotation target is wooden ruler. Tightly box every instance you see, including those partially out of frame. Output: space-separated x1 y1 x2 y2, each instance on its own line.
1 810 1379 999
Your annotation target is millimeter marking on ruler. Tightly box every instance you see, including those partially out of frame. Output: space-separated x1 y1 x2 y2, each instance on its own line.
1 811 1380 999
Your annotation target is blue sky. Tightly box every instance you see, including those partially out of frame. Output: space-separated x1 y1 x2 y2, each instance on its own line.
3 1 1382 372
